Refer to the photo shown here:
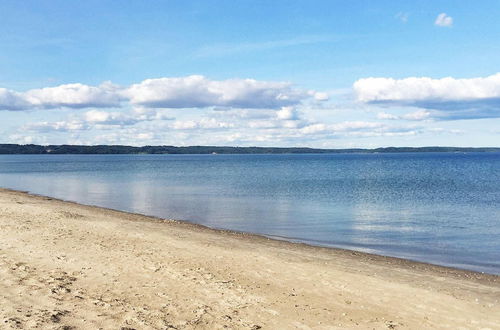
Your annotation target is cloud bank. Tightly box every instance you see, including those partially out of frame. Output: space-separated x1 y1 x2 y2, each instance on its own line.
0 76 324 111
354 73 500 119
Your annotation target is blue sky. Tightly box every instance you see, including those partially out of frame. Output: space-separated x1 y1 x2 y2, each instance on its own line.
1 0 499 147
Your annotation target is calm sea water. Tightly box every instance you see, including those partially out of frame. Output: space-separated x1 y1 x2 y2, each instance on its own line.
0 153 499 274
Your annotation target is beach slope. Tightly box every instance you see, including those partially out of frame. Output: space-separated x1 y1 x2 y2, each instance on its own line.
0 188 498 329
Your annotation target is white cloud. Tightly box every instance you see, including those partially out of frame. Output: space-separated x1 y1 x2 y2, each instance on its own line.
354 73 500 119
171 118 234 130
0 76 326 111
26 120 89 132
244 106 309 129
377 112 399 120
213 108 276 120
0 83 122 110
248 120 280 129
377 110 431 121
354 74 500 102
130 107 175 121
248 119 307 130
84 110 113 123
299 121 384 135
172 120 198 130
25 83 123 109
300 123 328 134
332 121 383 131
276 106 299 120
125 75 313 109
0 88 30 110
435 13 453 27
25 108 174 133
401 110 431 121
84 110 140 126
221 121 427 143
136 132 155 140
312 92 329 101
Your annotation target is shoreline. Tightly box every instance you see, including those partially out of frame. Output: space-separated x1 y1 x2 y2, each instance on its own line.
2 187 498 279
1 187 499 328
3 187 498 279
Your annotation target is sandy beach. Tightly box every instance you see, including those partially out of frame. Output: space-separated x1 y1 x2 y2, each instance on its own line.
0 188 498 329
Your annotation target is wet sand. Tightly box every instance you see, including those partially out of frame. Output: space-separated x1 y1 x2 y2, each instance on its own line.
0 188 499 329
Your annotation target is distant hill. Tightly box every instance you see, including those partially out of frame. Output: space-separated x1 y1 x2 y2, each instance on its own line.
0 144 499 154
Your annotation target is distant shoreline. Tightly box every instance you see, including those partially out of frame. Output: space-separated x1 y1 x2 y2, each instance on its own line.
1 143 500 154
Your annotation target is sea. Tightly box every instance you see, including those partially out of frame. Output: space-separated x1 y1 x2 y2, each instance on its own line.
0 152 498 274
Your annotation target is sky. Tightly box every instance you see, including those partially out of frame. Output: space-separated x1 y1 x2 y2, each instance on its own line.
1 0 499 148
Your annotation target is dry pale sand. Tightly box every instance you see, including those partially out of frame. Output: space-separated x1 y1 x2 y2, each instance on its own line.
0 188 499 330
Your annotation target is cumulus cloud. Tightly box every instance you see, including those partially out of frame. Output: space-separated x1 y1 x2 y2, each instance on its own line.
0 83 123 110
276 106 300 120
355 74 500 102
354 73 500 119
0 88 30 110
125 75 314 109
25 82 123 109
1 76 325 111
435 13 453 27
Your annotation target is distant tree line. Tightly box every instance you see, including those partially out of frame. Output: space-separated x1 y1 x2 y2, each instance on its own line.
0 144 499 154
